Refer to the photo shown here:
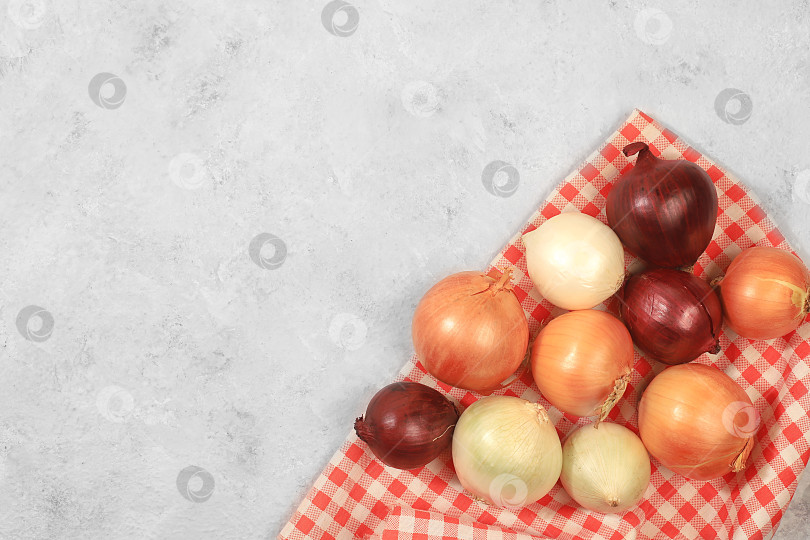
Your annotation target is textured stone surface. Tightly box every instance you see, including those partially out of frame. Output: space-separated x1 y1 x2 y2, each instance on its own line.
1 0 809 538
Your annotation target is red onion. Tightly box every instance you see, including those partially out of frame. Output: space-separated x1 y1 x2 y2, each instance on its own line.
606 142 718 268
354 382 459 470
620 269 722 365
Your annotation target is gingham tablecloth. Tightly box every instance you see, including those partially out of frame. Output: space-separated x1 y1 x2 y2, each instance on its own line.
279 110 810 540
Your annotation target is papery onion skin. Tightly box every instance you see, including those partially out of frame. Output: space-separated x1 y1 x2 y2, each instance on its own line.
522 212 626 310
606 142 718 268
719 246 810 340
452 396 562 507
355 382 459 470
412 269 529 393
638 364 756 481
560 423 651 514
620 269 723 365
530 310 634 420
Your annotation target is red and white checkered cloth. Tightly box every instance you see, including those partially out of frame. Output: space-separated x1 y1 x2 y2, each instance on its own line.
279 110 810 540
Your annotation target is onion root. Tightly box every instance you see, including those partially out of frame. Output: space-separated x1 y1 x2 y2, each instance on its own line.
477 267 514 296
531 402 550 424
758 278 809 313
732 437 756 473
354 417 374 442
614 271 628 293
597 370 631 424
492 267 514 293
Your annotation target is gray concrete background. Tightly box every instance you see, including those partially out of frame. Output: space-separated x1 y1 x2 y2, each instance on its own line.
1 0 809 538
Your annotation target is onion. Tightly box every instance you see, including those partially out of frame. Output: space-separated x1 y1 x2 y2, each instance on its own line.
638 363 757 480
606 142 718 268
620 269 722 365
355 382 459 470
452 396 562 507
522 212 625 310
718 246 810 340
412 269 529 393
530 310 633 420
560 423 651 514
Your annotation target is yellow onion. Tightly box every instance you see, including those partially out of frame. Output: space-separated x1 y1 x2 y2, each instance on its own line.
522 212 625 310
719 246 809 340
531 310 634 420
412 269 529 392
452 396 562 508
638 363 757 480
560 423 651 514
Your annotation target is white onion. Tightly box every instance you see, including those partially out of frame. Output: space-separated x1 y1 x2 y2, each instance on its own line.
522 212 626 310
452 396 562 508
560 423 651 514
